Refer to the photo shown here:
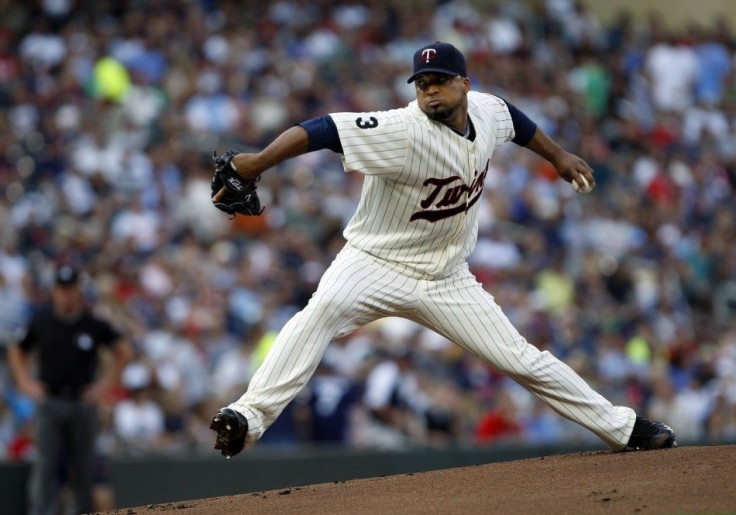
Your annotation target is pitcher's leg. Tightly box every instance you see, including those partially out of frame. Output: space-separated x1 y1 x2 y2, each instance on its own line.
229 248 419 447
417 269 635 450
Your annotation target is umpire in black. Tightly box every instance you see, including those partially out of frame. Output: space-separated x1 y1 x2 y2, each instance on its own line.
7 265 131 515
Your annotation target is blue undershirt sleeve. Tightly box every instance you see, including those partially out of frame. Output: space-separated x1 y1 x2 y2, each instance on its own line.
504 100 538 147
298 115 343 154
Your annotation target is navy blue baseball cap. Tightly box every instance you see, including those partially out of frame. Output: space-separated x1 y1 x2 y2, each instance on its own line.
407 42 468 83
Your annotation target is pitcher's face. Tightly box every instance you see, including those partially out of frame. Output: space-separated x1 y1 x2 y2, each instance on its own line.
415 73 470 122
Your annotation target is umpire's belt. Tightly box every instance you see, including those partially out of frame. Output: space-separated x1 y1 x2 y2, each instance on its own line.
47 385 84 400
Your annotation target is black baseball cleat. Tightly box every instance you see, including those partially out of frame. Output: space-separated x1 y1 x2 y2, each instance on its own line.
626 416 677 450
210 408 248 459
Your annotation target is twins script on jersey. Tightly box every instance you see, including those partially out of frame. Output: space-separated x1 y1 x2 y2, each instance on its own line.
331 91 515 279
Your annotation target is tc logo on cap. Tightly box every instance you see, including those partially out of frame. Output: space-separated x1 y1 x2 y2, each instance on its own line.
421 49 437 63
407 42 468 83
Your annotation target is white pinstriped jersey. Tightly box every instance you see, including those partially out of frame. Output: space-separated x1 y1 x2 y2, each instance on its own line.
331 91 515 279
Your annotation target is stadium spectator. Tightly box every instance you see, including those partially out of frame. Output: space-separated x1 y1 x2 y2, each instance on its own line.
113 361 167 454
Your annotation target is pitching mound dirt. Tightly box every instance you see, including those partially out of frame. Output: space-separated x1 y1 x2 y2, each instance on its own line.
106 444 735 514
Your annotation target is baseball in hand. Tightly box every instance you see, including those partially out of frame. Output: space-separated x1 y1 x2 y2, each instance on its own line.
573 175 593 194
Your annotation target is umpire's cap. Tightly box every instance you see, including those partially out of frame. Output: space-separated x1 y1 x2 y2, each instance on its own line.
55 265 80 286
407 41 467 83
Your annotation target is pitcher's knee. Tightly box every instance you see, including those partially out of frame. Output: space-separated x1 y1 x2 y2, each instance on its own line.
494 340 551 380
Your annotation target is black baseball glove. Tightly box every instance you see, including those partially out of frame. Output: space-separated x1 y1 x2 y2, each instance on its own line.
211 149 264 217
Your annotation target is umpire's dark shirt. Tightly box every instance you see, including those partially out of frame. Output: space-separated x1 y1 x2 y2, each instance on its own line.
18 305 121 393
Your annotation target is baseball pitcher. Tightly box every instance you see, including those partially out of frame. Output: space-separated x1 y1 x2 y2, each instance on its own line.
209 42 676 457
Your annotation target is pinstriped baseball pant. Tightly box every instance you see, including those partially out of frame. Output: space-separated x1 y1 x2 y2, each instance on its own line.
230 245 636 450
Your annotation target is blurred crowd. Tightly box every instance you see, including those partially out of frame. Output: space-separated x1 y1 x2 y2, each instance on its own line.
2 0 736 463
